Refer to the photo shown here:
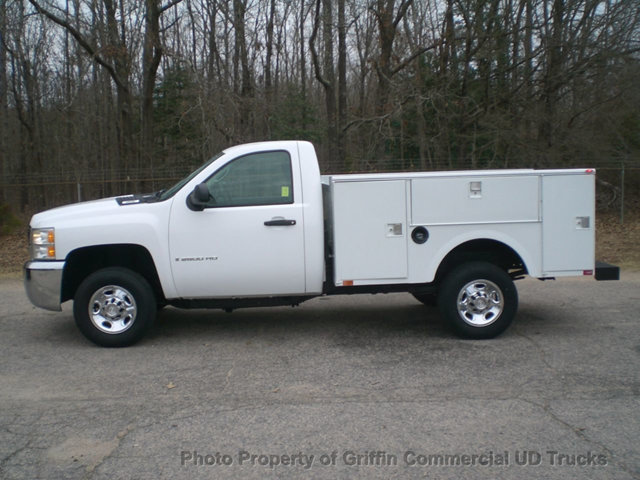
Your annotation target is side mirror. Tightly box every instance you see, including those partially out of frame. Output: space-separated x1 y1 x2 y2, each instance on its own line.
186 183 212 211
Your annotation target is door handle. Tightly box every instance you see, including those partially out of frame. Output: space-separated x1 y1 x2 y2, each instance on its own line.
264 219 296 226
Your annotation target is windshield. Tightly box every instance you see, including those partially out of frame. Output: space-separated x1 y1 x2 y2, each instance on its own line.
158 152 224 201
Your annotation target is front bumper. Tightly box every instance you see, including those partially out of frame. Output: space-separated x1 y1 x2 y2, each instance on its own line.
24 261 65 311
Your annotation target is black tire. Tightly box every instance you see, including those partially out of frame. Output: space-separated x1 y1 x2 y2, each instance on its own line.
437 261 518 339
73 267 157 347
412 292 438 307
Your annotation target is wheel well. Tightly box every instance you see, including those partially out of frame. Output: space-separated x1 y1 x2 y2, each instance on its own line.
435 239 527 283
62 244 164 303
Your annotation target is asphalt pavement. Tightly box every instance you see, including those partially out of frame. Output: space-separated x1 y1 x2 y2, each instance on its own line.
1 272 639 480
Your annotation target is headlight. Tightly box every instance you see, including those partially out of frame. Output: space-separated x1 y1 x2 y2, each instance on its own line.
30 228 56 259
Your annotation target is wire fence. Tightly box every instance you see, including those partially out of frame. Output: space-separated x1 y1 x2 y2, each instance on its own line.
1 159 638 223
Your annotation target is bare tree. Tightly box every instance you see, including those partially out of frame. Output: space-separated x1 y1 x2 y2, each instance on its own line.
0 0 8 203
310 0 337 160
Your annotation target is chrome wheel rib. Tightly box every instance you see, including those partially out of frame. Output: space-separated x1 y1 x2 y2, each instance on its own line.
456 279 503 327
89 285 137 334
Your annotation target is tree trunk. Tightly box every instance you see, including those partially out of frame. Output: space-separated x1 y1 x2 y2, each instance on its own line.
103 0 134 181
299 0 308 131
234 0 253 140
142 0 163 176
310 0 337 162
0 1 7 203
373 0 413 159
337 0 347 166
540 0 565 150
264 0 276 138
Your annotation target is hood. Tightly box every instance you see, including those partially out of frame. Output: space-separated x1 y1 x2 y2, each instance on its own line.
30 191 167 228
30 198 122 228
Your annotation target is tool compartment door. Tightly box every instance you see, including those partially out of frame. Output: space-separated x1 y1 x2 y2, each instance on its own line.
542 173 595 274
332 180 408 284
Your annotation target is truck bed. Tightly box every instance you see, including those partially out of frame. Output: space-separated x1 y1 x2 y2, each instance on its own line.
322 169 595 287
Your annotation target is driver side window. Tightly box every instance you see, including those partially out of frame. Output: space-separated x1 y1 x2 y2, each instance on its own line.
205 151 293 207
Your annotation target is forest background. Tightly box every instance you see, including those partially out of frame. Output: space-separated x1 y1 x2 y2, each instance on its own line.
0 0 638 241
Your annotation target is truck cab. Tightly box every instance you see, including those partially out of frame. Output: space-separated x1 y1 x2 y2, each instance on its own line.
167 141 325 298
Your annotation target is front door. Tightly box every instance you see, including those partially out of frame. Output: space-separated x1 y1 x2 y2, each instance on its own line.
168 150 306 298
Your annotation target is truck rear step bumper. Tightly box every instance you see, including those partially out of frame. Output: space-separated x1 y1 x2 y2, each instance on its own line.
595 261 620 281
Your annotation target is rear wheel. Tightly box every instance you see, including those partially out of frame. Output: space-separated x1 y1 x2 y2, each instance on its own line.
438 261 517 339
73 267 156 347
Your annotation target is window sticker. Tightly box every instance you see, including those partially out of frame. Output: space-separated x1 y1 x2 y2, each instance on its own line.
281 186 290 197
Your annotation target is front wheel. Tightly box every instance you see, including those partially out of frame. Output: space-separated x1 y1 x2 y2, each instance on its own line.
73 267 157 347
437 262 518 339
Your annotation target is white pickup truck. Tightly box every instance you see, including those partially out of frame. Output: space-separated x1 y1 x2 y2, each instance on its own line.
24 140 619 346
